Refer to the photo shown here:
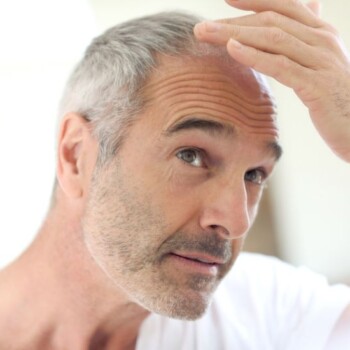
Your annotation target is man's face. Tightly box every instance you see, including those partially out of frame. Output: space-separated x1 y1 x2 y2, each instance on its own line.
82 55 280 320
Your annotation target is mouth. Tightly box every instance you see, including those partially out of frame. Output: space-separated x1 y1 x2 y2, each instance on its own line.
172 251 224 264
166 251 224 276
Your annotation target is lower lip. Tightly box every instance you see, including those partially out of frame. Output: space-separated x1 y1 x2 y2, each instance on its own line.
166 253 219 276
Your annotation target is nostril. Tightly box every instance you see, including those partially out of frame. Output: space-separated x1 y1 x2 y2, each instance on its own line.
209 224 232 239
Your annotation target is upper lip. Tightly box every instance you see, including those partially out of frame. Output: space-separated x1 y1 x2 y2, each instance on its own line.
171 251 225 265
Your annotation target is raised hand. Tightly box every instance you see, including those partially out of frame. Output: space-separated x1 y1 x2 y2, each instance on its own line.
194 0 350 162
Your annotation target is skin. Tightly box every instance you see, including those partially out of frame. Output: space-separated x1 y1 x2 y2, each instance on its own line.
0 54 279 349
82 54 280 321
193 0 350 345
194 0 350 163
1 0 349 348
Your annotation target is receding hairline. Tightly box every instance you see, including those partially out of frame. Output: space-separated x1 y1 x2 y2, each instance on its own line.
57 11 276 166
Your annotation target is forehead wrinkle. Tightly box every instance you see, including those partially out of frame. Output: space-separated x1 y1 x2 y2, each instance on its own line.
143 71 274 108
163 102 278 137
141 73 277 132
150 85 276 118
165 96 276 123
141 58 279 138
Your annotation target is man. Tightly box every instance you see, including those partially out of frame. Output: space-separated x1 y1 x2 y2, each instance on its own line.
0 0 349 349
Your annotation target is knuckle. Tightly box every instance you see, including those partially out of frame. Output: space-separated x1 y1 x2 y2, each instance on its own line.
317 50 333 67
275 55 291 71
230 25 241 38
325 24 340 36
315 21 339 36
261 11 282 27
261 11 276 25
317 30 341 50
286 0 301 9
319 48 346 71
267 28 286 45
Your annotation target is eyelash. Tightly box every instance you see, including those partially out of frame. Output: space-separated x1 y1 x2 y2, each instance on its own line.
176 148 206 168
244 168 268 186
176 148 269 186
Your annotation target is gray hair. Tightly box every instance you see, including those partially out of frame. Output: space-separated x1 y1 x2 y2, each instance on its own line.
58 11 227 166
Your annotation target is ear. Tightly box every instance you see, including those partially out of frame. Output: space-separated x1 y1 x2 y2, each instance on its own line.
56 113 98 199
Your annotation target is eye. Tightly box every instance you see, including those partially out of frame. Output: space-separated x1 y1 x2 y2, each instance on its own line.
176 148 205 168
244 168 267 185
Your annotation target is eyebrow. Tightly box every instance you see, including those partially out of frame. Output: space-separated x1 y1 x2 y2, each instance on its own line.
267 141 283 162
165 117 235 137
165 117 282 162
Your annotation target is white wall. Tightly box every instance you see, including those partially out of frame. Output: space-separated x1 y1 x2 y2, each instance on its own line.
269 1 350 282
271 83 350 283
0 0 96 265
0 0 349 283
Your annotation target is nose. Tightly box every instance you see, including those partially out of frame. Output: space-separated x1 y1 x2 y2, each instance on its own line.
198 179 251 240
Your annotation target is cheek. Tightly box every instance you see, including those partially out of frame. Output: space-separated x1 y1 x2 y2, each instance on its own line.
83 176 168 272
247 190 264 223
132 160 198 219
151 173 204 229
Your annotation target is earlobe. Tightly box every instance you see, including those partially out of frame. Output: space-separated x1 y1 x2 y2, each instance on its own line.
56 113 96 199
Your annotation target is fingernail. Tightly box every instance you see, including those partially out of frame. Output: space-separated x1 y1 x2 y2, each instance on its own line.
228 38 242 49
201 21 223 33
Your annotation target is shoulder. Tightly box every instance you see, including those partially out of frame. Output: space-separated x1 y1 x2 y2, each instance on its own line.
139 253 350 349
220 252 349 312
221 252 323 291
223 252 334 289
213 252 350 349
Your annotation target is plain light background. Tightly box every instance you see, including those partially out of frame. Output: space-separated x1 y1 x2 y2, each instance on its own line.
0 0 349 283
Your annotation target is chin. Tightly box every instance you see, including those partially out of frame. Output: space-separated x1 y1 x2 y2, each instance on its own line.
136 286 214 321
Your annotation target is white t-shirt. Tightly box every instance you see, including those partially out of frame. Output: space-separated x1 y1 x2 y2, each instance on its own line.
136 253 350 350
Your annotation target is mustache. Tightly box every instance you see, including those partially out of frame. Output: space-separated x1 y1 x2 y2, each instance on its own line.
159 231 232 264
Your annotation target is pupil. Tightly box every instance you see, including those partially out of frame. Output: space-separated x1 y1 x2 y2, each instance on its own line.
184 151 195 162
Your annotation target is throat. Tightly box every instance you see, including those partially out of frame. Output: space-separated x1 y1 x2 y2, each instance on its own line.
86 307 149 350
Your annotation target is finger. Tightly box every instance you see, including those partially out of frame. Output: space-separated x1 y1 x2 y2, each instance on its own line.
195 22 320 68
196 12 326 47
225 0 323 28
306 1 322 17
226 38 314 93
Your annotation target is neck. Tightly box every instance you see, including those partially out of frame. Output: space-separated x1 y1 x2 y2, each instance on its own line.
0 208 149 350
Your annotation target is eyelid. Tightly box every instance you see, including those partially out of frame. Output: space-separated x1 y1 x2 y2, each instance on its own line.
176 147 208 168
257 167 268 179
245 167 269 186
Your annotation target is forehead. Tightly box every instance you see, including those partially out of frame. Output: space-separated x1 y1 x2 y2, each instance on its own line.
140 54 278 141
143 54 274 104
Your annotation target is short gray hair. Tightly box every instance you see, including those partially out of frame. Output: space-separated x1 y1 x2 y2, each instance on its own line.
59 11 225 166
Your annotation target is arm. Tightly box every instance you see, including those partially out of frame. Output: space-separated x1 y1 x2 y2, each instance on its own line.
194 0 350 162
